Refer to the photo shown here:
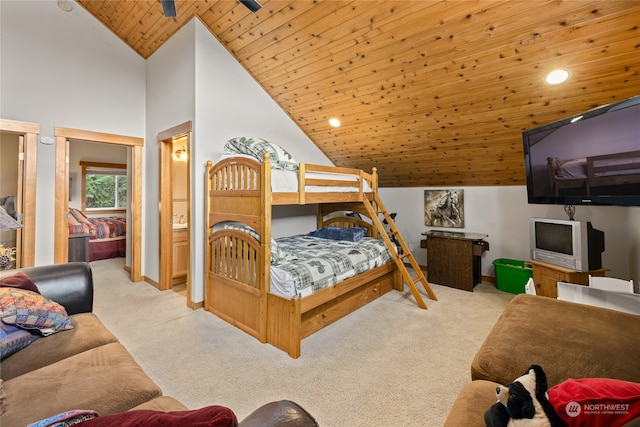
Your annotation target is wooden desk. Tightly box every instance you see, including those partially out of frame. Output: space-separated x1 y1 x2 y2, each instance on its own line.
529 260 609 298
68 233 91 262
421 231 489 291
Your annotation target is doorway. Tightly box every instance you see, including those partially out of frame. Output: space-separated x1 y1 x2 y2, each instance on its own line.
54 127 143 282
0 119 38 269
158 121 193 306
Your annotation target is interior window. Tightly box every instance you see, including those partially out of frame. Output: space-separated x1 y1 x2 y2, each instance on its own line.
80 161 126 213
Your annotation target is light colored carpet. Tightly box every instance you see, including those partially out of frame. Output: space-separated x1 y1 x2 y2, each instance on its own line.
90 258 514 426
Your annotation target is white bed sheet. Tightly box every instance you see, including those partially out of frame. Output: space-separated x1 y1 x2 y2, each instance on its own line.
217 154 372 193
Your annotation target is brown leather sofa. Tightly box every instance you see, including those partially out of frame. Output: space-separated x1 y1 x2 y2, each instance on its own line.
0 263 318 427
443 294 640 426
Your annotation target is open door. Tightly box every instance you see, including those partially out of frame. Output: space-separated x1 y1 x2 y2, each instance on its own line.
0 119 38 268
54 127 143 281
158 121 194 307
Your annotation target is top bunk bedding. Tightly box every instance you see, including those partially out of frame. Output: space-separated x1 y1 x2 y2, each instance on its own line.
214 137 375 198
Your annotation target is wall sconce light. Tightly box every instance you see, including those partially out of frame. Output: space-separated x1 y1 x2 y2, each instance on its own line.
175 146 188 160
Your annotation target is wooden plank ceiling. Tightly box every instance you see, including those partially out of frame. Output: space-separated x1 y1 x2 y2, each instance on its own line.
76 0 640 187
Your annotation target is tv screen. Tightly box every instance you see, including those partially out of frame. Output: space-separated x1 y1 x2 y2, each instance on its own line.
523 95 640 206
535 222 573 255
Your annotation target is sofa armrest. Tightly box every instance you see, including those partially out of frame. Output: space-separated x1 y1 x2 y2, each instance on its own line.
1 262 94 315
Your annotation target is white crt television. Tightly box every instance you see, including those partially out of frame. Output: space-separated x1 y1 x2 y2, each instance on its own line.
530 218 605 272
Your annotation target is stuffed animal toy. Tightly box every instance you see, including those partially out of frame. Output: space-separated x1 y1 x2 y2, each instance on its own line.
485 365 565 427
485 365 640 427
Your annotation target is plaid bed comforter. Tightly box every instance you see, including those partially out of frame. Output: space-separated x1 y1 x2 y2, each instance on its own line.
273 235 392 297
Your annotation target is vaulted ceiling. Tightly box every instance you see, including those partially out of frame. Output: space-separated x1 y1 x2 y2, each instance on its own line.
76 0 640 187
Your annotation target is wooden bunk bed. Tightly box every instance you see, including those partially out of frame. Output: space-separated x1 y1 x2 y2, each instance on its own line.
205 152 436 358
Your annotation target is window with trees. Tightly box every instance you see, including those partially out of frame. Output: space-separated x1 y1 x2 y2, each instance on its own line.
80 161 127 213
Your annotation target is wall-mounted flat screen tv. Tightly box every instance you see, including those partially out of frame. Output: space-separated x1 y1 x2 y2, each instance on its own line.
523 95 640 206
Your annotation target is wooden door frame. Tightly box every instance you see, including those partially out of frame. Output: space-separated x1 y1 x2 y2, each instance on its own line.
0 119 38 267
53 127 143 282
158 122 192 303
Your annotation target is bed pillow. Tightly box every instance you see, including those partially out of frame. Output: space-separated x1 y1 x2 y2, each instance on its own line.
309 227 367 242
218 222 285 264
69 208 91 225
0 321 39 359
224 137 298 171
0 288 73 336
0 272 40 294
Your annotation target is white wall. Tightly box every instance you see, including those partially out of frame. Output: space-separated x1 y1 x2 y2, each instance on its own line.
0 0 146 265
145 18 197 287
378 186 639 283
145 19 332 302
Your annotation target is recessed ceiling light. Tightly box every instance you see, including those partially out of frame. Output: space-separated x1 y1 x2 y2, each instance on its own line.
329 118 341 127
545 69 570 85
57 0 73 12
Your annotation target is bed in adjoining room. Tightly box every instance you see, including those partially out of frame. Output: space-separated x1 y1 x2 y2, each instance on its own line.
67 208 126 261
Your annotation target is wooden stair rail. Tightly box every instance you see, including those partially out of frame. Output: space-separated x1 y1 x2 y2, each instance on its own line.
361 194 437 309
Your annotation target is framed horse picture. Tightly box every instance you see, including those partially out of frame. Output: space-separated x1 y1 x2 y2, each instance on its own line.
424 189 464 228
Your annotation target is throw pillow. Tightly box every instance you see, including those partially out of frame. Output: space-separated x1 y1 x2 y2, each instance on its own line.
27 409 98 427
0 321 39 359
309 226 367 242
0 288 73 336
0 272 40 294
79 405 237 427
548 377 640 427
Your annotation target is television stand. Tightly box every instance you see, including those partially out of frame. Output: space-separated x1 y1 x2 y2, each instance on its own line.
529 260 608 298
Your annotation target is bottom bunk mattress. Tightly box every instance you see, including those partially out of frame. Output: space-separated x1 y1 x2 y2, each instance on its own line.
270 235 393 299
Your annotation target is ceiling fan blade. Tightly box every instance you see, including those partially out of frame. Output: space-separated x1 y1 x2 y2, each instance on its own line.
161 0 176 17
238 0 262 13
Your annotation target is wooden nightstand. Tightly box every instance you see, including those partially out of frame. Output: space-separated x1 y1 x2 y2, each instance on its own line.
68 233 92 262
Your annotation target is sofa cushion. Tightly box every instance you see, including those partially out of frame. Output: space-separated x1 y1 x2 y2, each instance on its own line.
1 313 118 381
131 396 189 411
471 294 640 387
1 342 162 426
443 380 501 427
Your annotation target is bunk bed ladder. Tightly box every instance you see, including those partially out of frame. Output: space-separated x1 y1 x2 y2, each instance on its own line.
362 195 438 309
